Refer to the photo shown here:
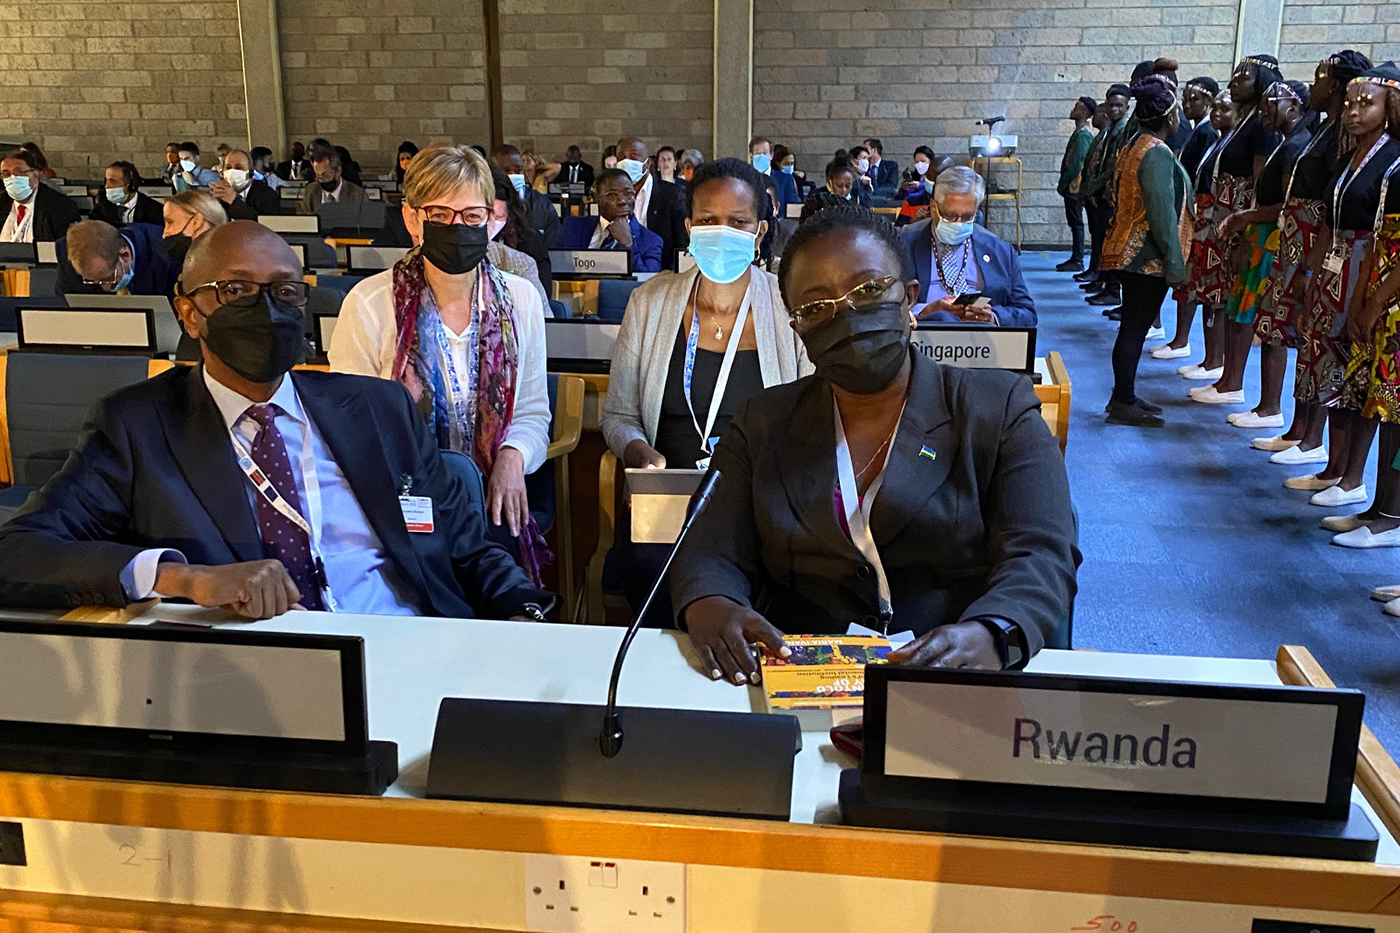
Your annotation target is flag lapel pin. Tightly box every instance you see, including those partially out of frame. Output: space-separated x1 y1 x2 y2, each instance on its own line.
919 445 937 462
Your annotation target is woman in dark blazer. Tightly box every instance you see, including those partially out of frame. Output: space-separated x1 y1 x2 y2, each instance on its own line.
671 205 1079 685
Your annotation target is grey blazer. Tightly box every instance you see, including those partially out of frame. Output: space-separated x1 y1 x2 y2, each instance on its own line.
670 351 1080 655
298 179 366 216
601 266 812 459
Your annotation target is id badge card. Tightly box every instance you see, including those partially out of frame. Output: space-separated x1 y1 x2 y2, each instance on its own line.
1323 249 1345 275
400 495 434 533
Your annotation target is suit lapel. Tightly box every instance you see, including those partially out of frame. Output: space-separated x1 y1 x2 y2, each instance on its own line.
971 228 1002 304
775 381 862 561
160 367 263 561
869 354 954 548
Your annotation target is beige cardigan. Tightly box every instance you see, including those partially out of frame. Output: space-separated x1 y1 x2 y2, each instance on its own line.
601 266 813 459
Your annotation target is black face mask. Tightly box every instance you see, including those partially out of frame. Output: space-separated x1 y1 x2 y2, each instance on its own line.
800 301 910 395
319 176 340 194
164 233 192 264
200 289 307 383
421 221 489 275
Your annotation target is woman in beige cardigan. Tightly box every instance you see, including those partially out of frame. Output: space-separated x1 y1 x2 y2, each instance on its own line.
601 157 812 624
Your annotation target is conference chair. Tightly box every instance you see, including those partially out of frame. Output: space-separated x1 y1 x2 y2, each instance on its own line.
586 450 629 624
27 267 59 298
0 297 65 333
284 236 338 270
439 449 486 518
0 353 172 516
548 299 572 319
523 373 584 620
313 274 369 296
596 279 643 323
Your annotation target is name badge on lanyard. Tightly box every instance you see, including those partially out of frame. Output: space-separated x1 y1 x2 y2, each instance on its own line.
834 403 899 633
684 281 754 470
1322 249 1345 275
400 495 434 533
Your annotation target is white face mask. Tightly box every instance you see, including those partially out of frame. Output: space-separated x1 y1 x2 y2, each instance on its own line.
488 217 506 241
856 158 870 173
914 160 930 176
223 168 250 190
179 158 197 174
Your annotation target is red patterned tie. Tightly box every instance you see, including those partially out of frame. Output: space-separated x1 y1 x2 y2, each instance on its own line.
244 404 325 610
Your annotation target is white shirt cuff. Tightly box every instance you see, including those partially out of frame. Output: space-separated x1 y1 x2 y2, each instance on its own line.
120 548 187 601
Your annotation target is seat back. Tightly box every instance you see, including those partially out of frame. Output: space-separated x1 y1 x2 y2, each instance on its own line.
0 297 65 333
284 236 338 270
596 279 642 322
27 267 59 297
548 299 572 320
439 449 486 518
314 274 367 296
524 374 560 533
4 352 155 486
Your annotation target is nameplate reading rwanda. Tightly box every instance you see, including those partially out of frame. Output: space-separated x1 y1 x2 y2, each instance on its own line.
548 249 630 276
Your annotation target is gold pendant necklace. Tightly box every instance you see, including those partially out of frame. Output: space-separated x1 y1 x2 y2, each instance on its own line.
715 321 724 340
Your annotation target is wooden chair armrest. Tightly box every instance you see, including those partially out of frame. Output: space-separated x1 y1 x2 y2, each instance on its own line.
585 449 622 623
546 374 585 460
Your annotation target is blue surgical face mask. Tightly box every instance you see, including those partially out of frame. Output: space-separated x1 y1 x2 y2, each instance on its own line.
617 158 647 184
105 186 131 205
780 164 795 175
113 265 134 293
751 153 771 173
687 224 758 284
509 173 527 198
4 175 34 202
179 158 197 174
936 217 976 246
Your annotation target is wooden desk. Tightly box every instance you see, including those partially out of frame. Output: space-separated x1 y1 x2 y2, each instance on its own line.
0 605 1397 931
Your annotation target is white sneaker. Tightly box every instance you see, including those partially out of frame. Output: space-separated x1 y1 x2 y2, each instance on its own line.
1152 344 1192 359
1228 411 1286 429
1334 526 1400 549
1284 473 1339 491
1189 386 1246 404
1253 435 1299 452
1270 444 1328 464
1182 366 1225 381
1384 596 1400 617
1145 326 1166 341
1370 583 1400 602
1310 484 1367 507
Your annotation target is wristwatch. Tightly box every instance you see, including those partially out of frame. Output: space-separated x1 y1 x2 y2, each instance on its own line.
976 617 1027 670
515 603 547 622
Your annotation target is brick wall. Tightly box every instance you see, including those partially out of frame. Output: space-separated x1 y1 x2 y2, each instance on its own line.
754 0 1242 245
278 0 490 177
0 0 246 181
497 0 712 165
1277 0 1400 80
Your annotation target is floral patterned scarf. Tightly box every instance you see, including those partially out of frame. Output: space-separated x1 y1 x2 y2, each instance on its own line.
390 246 552 585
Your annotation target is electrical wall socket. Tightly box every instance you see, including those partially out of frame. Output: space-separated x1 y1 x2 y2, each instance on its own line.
523 853 684 933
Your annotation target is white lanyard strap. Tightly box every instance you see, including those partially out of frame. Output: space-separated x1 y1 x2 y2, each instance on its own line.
1211 109 1255 190
1333 133 1392 248
834 402 896 632
1373 156 1400 235
1282 118 1333 207
9 201 34 241
683 280 753 459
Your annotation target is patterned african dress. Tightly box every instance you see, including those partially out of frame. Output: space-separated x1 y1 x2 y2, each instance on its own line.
1253 196 1324 348
1295 230 1371 408
1224 221 1279 325
1359 165 1400 422
1198 173 1254 307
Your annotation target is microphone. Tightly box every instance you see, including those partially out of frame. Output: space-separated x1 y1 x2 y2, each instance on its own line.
599 468 722 758
978 115 1007 128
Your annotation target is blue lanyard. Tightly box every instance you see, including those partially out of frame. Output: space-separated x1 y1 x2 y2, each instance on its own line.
430 273 483 454
682 279 752 463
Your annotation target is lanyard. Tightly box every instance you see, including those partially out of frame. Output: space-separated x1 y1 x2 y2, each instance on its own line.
683 279 753 464
1250 134 1292 211
1210 109 1255 191
227 414 336 610
8 200 34 242
834 402 899 633
934 239 972 294
1282 117 1333 207
1375 156 1400 235
433 272 483 455
1332 133 1392 249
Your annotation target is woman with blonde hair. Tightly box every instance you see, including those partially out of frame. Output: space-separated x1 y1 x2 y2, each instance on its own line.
161 189 227 264
331 144 551 581
521 149 559 194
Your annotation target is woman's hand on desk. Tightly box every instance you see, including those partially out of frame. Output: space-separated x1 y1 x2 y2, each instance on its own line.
887 621 1000 669
623 439 667 470
684 596 790 685
488 447 529 538
154 560 303 620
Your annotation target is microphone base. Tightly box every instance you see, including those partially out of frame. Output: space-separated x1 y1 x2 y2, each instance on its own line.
426 698 801 820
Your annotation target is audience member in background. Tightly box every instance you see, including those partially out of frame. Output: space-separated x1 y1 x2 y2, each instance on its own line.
672 205 1077 679
1056 96 1099 272
844 146 874 205
801 159 858 222
1081 84 1134 311
901 166 1036 328
161 142 181 183
750 135 799 212
1190 55 1284 406
18 142 57 185
330 145 552 582
1072 104 1111 288
0 221 549 620
1253 51 1371 460
895 146 938 226
602 145 618 170
491 144 560 248
215 143 232 163
656 146 678 184
161 190 227 267
677 148 703 184
774 144 809 199
1218 80 1317 430
213 149 281 220
863 138 899 198
615 136 689 269
298 146 365 215
1 148 81 243
559 145 594 187
93 161 163 227
174 142 220 191
56 219 179 299
311 139 363 187
1101 77 1194 427
275 141 313 183
395 141 419 187
486 166 552 307
557 168 664 274
249 147 286 191
601 157 811 625
521 149 558 194
759 175 789 269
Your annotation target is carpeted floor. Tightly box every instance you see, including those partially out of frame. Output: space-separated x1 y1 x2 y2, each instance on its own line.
1022 249 1400 750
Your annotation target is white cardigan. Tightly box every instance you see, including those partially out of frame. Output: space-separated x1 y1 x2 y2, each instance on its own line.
601 266 813 459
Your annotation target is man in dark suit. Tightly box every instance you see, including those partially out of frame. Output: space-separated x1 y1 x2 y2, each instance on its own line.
275 141 314 183
1 148 81 243
56 220 179 298
92 161 165 227
491 144 561 248
557 145 594 188
0 221 550 621
614 136 688 270
899 167 1036 328
211 148 281 220
749 136 800 211
556 168 664 273
863 138 901 199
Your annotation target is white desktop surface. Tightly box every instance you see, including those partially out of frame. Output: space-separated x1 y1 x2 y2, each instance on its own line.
130 605 1399 862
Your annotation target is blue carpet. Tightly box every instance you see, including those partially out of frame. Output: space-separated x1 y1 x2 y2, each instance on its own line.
1023 250 1400 749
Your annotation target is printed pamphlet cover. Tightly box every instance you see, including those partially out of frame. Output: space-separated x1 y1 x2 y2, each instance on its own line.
762 635 892 712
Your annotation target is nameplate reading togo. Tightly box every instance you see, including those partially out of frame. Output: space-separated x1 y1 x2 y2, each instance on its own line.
910 325 1035 373
549 249 631 277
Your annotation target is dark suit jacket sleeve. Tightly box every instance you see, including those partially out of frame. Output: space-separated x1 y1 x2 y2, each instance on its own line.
40 187 82 241
0 398 148 608
668 188 689 255
398 385 545 616
224 196 257 221
956 377 1079 656
990 243 1037 327
670 400 765 623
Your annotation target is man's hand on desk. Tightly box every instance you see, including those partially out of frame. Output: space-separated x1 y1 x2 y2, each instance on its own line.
887 621 1000 669
623 439 666 470
683 596 790 686
155 560 303 620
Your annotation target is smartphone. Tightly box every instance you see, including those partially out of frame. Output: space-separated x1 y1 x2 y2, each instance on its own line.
953 292 986 306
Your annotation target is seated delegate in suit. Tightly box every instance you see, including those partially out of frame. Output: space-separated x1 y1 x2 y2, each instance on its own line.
491 144 561 248
212 148 281 220
671 205 1078 684
93 161 164 227
330 145 552 583
615 136 690 270
863 138 901 199
558 145 594 188
161 190 228 267
275 141 314 184
601 157 812 625
557 168 664 274
298 146 366 216
1 148 81 243
900 166 1037 328
56 220 179 298
749 136 800 211
0 221 549 621
173 142 222 192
